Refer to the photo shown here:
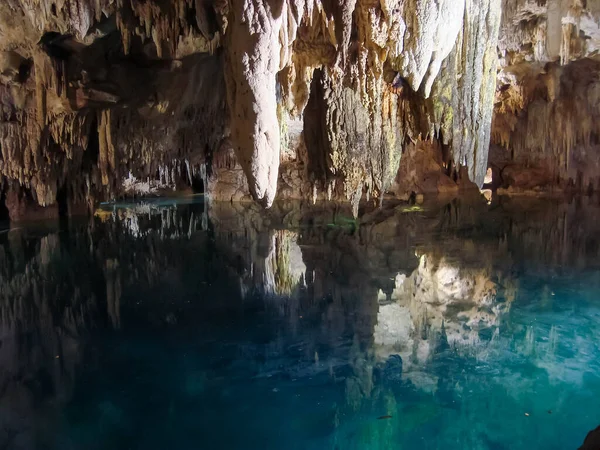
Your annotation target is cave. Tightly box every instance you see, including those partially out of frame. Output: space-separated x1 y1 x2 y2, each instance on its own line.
0 185 9 222
0 1 599 448
0 0 596 209
190 175 205 194
56 184 69 218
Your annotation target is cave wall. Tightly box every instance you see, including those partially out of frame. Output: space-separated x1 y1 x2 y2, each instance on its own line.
492 0 600 193
0 0 598 219
0 0 228 220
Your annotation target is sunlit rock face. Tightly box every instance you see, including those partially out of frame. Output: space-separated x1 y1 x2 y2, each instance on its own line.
492 0 600 193
224 0 284 207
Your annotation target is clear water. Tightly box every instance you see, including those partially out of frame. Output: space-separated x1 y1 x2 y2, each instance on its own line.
1 197 600 449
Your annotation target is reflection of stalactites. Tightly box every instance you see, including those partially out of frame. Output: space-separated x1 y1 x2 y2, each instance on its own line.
419 312 430 341
105 259 121 329
435 320 449 353
548 325 558 357
188 211 196 238
523 326 535 356
264 230 307 296
344 336 375 412
39 234 60 265
98 109 116 188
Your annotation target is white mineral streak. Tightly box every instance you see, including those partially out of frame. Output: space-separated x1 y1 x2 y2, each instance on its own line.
426 0 502 186
393 0 465 97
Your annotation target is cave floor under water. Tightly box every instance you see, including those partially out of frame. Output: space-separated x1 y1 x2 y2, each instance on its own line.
1 196 600 449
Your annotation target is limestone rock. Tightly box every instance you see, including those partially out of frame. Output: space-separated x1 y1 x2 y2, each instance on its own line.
492 0 600 193
224 0 284 207
0 0 596 217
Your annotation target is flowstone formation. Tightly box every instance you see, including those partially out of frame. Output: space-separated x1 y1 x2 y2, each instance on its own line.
0 0 598 220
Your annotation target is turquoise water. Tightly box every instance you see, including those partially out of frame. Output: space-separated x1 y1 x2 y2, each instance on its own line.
1 198 599 449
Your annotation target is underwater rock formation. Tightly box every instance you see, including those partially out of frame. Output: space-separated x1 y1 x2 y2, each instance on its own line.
0 0 598 218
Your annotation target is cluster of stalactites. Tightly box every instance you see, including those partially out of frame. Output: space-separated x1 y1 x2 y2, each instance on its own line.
493 59 600 188
115 0 226 58
0 48 90 207
431 0 502 187
6 0 109 39
7 0 222 55
226 0 502 210
0 0 229 211
1 0 504 213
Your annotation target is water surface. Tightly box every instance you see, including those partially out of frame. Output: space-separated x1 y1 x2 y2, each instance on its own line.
1 197 599 449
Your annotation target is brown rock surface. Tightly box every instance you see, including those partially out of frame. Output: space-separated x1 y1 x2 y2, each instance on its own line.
492 1 600 193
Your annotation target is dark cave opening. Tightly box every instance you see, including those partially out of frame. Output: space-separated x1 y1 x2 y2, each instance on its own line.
303 68 331 183
84 117 100 168
191 176 204 194
17 58 33 84
0 185 9 222
38 31 71 61
57 184 69 218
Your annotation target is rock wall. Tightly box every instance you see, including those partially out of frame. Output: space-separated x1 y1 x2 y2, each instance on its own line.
0 0 598 219
492 0 600 193
0 0 227 220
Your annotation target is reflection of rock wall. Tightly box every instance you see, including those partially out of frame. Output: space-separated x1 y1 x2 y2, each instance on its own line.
2 198 600 447
405 254 501 343
208 196 600 365
266 230 307 296
374 255 509 366
0 231 100 449
0 203 222 448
